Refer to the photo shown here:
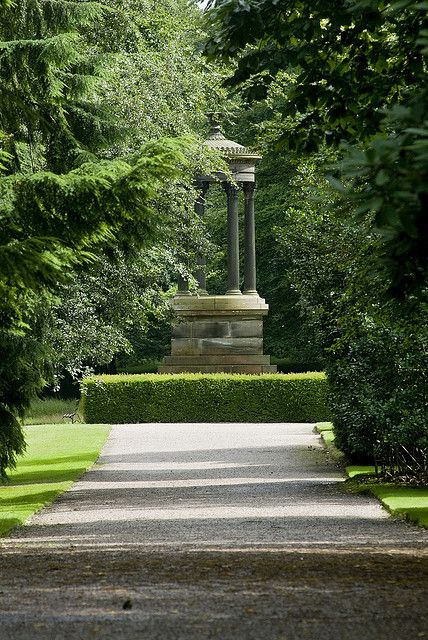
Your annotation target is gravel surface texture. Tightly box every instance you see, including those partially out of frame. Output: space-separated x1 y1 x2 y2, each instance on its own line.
1 422 427 639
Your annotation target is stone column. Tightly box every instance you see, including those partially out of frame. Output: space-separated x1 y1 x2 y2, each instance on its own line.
243 182 257 295
194 181 209 295
223 182 241 295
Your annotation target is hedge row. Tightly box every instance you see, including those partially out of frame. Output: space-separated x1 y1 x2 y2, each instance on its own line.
81 373 331 423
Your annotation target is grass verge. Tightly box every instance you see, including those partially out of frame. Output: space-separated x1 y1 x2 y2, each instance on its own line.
0 423 110 536
315 425 428 529
347 473 428 529
368 485 428 528
315 421 335 444
346 465 376 479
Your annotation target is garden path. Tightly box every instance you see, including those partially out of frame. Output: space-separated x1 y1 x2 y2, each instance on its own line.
1 422 427 639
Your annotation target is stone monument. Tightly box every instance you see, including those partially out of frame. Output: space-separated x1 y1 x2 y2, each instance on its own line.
159 119 277 374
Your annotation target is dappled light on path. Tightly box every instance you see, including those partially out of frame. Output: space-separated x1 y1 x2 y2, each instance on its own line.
1 423 427 639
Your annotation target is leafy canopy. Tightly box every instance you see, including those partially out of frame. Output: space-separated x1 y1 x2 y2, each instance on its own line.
204 0 428 296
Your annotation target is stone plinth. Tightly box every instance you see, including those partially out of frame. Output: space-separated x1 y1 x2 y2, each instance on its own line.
159 295 277 374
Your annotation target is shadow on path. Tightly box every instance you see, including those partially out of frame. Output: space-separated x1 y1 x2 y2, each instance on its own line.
1 423 427 639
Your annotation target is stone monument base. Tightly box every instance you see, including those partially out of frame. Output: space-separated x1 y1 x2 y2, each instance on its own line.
159 294 277 374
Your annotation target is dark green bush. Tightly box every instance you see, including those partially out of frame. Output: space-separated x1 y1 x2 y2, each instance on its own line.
329 322 428 466
115 359 160 374
81 372 331 424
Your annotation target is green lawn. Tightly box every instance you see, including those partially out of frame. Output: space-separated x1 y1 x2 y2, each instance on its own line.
370 485 428 528
346 465 376 478
345 467 428 528
315 422 335 444
316 430 428 529
315 421 333 432
0 423 110 536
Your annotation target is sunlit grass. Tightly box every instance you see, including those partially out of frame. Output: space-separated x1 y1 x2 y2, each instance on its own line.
315 422 335 445
370 485 428 528
0 423 110 536
315 421 333 432
346 465 376 479
346 467 428 528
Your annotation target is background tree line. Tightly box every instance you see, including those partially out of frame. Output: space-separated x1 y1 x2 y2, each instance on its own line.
1 0 426 483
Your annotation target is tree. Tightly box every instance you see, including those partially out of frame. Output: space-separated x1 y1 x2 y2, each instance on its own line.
0 0 193 477
90 0 215 150
204 0 428 477
43 0 227 377
205 0 428 295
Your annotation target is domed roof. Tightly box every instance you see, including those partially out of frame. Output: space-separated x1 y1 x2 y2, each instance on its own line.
205 123 262 162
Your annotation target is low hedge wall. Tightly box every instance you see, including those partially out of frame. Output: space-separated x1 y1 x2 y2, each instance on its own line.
81 373 331 423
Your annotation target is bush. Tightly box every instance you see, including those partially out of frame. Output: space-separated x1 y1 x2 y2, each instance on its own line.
115 359 160 374
81 372 331 424
329 322 428 470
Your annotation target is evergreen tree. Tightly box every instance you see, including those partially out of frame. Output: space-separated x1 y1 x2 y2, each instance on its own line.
44 0 225 378
0 0 117 172
0 0 190 477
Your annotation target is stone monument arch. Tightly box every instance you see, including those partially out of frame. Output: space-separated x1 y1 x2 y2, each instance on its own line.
159 119 276 374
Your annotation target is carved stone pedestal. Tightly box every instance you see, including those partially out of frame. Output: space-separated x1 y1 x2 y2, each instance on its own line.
159 295 277 374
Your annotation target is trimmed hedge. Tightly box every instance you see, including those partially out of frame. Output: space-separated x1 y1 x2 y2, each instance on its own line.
81 372 331 423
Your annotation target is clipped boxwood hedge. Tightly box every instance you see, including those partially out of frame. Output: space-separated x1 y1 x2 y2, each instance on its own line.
81 373 331 423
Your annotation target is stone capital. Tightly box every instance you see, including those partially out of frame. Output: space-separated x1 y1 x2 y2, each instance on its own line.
222 181 239 198
242 181 255 200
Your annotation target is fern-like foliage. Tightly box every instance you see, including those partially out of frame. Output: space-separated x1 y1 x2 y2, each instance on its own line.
0 0 117 172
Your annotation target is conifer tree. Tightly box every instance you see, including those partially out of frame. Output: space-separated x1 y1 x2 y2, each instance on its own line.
0 0 189 477
0 0 118 172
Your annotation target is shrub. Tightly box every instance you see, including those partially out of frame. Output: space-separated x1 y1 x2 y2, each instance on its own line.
81 372 331 424
329 322 428 471
115 359 160 374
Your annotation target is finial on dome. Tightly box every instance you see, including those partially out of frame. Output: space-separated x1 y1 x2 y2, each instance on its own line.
207 112 225 140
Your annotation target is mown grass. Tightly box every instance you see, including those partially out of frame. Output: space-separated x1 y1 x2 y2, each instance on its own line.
0 423 110 536
369 485 428 528
315 421 335 444
24 397 79 425
315 425 428 528
346 465 376 479
347 469 428 529
315 421 333 432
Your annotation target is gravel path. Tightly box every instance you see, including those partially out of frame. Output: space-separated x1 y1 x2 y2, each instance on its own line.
1 423 427 639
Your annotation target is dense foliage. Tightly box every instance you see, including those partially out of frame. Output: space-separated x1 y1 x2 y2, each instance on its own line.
203 90 340 364
205 0 428 478
81 372 331 423
43 0 225 380
206 0 428 295
0 0 206 477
